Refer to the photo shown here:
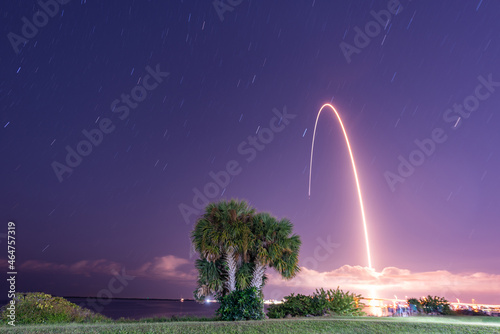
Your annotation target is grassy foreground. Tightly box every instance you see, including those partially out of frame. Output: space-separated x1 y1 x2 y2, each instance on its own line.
1 316 500 334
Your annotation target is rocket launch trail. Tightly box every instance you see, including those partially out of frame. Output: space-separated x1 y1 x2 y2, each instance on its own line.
308 103 373 269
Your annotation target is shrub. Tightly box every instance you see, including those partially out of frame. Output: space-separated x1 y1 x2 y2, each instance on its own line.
455 309 488 316
320 287 365 316
0 292 110 325
267 287 365 318
407 298 423 313
268 293 314 318
216 287 265 321
267 304 287 319
418 295 452 315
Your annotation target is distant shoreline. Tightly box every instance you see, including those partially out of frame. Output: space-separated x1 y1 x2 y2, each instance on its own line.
64 296 197 302
0 297 198 304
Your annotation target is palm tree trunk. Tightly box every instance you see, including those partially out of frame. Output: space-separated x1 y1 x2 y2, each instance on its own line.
250 263 266 290
225 246 237 292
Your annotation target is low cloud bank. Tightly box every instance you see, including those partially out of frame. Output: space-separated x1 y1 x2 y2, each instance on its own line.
264 265 500 304
4 255 196 281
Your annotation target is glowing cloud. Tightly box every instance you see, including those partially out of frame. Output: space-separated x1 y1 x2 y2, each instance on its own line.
265 264 500 304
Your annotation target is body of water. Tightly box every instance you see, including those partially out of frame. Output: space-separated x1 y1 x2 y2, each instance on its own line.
66 298 220 320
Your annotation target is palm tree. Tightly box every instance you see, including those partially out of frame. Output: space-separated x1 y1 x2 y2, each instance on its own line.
192 200 301 302
193 258 226 301
249 213 301 290
235 261 254 291
191 199 254 297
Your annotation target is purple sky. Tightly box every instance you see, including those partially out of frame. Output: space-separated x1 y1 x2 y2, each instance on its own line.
1 0 499 305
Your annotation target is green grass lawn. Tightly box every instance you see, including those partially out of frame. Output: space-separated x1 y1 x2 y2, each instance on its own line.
1 316 499 334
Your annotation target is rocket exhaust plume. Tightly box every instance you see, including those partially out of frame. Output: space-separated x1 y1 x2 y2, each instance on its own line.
308 103 373 269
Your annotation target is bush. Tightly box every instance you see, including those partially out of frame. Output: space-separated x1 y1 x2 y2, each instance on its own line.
0 292 110 325
216 287 265 321
267 304 286 319
267 287 365 318
267 293 313 318
455 309 488 316
407 298 423 313
418 295 452 315
319 287 365 316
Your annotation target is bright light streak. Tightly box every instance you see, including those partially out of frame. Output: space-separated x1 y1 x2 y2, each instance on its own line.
308 103 373 269
366 288 382 316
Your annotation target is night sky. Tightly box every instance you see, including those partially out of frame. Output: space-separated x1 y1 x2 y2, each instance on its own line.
1 0 499 305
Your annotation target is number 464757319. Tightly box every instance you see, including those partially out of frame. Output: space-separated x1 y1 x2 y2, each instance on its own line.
7 222 15 269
